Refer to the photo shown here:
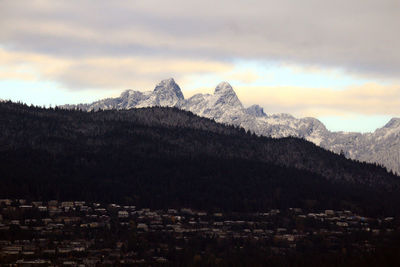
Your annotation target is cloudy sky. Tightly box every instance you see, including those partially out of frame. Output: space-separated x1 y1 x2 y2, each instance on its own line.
1 0 399 132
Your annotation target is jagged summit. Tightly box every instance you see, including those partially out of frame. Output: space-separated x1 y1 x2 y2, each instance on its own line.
246 105 266 117
154 78 184 100
120 89 135 97
214 81 234 94
157 77 175 85
384 118 400 129
60 78 400 174
212 81 243 109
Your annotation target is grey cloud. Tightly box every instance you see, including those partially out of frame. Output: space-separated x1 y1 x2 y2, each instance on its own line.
55 64 183 90
1 0 399 80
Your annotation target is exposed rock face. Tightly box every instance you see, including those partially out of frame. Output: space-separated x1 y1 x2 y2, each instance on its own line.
245 105 266 117
60 79 400 174
153 78 184 107
61 78 184 111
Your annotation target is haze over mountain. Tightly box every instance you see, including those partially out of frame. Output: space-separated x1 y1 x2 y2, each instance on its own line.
62 78 400 174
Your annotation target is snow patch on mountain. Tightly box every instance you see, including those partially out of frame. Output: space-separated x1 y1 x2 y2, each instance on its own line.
245 105 266 117
60 78 400 174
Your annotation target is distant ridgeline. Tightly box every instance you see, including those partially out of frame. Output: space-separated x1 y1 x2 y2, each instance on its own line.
0 101 399 216
61 78 400 175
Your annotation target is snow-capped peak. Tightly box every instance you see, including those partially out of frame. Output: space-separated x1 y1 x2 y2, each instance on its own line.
383 118 400 129
154 77 175 89
59 78 400 174
210 81 242 108
214 81 234 95
120 89 135 98
154 78 184 100
245 105 266 117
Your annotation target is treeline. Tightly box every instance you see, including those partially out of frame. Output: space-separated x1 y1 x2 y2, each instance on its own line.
0 101 399 216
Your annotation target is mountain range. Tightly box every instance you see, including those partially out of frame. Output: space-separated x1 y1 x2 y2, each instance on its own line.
61 78 400 174
1 101 399 215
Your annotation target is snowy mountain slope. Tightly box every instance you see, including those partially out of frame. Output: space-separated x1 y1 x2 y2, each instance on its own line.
60 78 400 174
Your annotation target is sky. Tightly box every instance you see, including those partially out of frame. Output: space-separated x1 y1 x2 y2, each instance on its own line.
0 0 399 133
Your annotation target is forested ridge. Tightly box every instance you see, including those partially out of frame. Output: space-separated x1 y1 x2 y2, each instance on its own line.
0 101 399 216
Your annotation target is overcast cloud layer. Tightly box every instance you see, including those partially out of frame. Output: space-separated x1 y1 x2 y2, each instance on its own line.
0 0 399 130
2 0 400 79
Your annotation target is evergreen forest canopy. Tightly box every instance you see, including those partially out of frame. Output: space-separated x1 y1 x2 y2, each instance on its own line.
0 101 399 216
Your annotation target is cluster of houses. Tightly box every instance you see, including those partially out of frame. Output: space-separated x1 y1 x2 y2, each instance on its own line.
0 199 397 265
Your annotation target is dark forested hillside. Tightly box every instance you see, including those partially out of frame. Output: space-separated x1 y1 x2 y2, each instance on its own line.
0 101 399 215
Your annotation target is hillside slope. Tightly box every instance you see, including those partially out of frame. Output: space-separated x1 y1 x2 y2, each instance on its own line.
61 78 400 174
1 101 399 215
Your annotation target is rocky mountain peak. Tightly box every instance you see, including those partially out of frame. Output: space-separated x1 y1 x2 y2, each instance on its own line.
119 89 136 98
213 82 243 108
245 105 266 117
383 118 400 129
154 78 184 100
214 81 234 95
59 79 400 174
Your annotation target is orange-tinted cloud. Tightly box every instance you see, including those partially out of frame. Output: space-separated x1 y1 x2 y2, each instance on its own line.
234 83 400 117
1 0 399 80
0 48 233 90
